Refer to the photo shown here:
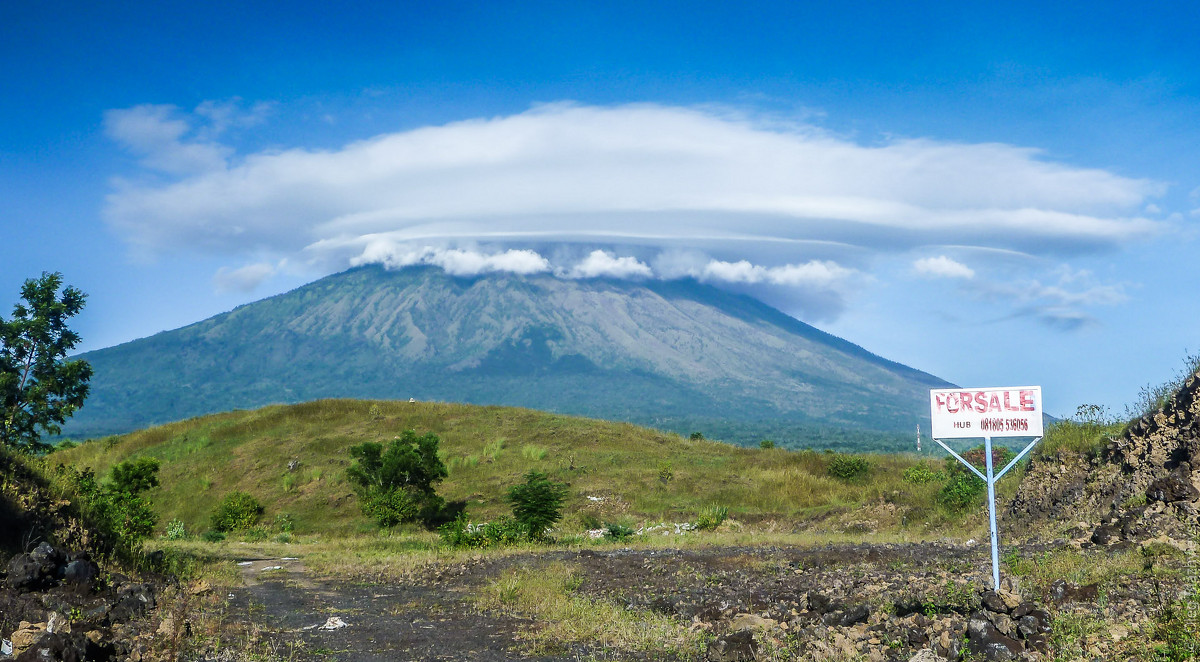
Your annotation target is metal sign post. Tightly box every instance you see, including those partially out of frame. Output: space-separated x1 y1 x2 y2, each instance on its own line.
930 386 1044 591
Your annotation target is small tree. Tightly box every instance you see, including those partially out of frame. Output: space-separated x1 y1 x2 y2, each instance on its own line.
507 470 568 540
0 272 93 453
347 430 449 528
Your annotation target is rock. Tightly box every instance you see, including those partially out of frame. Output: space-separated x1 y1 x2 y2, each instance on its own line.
837 604 871 626
14 631 88 662
707 629 757 662
981 591 1008 613
6 545 61 591
1091 524 1120 545
966 612 1025 661
61 559 99 587
908 650 948 662
807 592 832 614
728 613 776 632
997 590 1022 611
1146 462 1199 503
9 623 47 657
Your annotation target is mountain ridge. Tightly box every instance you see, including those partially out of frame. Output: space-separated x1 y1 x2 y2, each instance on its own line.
64 265 953 446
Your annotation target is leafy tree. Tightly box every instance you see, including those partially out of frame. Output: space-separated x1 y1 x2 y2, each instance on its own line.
347 430 449 528
0 273 92 453
507 470 568 540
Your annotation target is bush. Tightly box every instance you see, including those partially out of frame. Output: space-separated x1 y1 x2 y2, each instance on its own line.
902 464 944 484
694 504 729 530
347 430 449 529
210 491 264 532
201 529 226 543
507 470 569 540
759 439 776 449
605 522 635 541
56 461 159 550
360 488 420 528
110 457 160 494
827 454 870 481
163 518 188 540
937 471 985 510
438 512 528 548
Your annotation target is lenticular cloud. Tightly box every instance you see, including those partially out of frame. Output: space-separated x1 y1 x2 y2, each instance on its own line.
105 102 1162 261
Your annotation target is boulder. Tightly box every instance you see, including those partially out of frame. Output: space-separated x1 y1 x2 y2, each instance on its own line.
966 612 1025 661
707 629 757 662
1146 462 1199 503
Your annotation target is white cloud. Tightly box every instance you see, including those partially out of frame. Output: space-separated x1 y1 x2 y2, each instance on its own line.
213 262 276 293
104 101 1169 323
568 250 653 279
913 255 975 279
350 243 550 276
105 105 231 175
977 267 1128 329
105 102 1164 260
700 259 855 288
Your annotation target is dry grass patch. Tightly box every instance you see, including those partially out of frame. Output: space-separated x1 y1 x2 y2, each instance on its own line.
477 561 704 658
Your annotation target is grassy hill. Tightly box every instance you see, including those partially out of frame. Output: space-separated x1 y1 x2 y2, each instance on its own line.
54 399 973 538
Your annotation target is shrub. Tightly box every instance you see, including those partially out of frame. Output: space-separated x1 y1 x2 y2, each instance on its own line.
163 518 188 540
689 432 704 440
759 439 776 449
827 454 870 481
657 462 673 484
274 513 295 533
210 491 264 532
201 529 226 543
56 461 159 550
507 470 569 540
347 430 449 528
605 522 635 541
694 504 729 530
438 512 528 548
902 464 944 484
109 457 160 494
937 471 984 510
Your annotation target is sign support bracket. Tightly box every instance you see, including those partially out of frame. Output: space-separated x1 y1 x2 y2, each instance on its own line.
932 434 1043 591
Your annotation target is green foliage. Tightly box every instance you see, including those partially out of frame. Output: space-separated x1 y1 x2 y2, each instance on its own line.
759 439 776 449
827 454 871 481
163 518 188 540
937 470 984 510
201 529 226 542
109 456 160 494
438 512 528 548
0 272 92 453
210 491 264 532
359 488 420 527
688 432 704 440
347 429 449 528
507 470 569 540
1037 404 1123 460
657 461 673 484
604 522 635 541
902 463 944 484
694 504 729 530
57 464 158 548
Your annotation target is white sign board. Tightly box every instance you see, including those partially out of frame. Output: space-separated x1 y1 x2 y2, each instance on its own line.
929 386 1043 438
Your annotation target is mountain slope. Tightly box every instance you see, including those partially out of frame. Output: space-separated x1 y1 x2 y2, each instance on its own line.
65 265 952 444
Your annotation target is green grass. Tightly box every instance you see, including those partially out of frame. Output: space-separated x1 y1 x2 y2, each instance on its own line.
55 399 991 538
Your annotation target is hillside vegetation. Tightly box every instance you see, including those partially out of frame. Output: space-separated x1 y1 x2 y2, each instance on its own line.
54 399 976 538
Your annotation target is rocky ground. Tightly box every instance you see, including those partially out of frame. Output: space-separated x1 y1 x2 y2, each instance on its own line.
160 540 1187 661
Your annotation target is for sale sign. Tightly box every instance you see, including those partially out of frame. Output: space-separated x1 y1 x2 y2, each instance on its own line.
929 386 1043 439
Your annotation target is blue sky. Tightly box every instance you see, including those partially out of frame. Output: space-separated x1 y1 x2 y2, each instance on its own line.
3 1 1198 420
